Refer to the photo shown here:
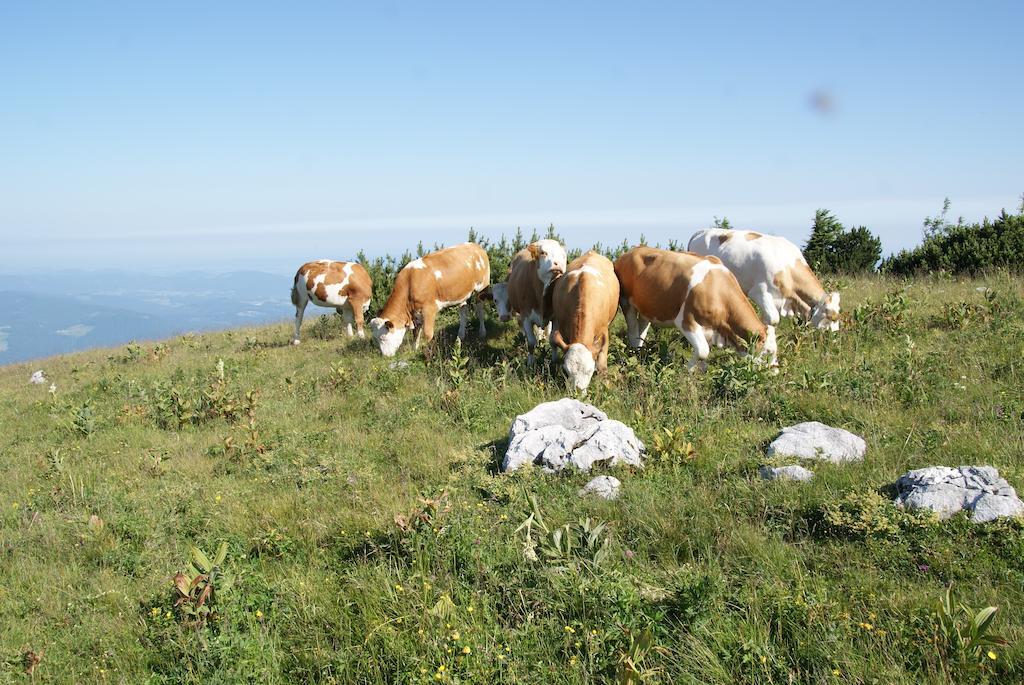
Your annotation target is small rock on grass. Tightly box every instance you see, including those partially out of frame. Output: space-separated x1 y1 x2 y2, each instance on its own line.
767 421 865 464
759 465 815 482
578 475 621 500
893 465 1024 523
502 398 645 473
29 370 47 385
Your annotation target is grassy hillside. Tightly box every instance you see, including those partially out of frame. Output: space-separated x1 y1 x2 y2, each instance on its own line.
2 273 1023 684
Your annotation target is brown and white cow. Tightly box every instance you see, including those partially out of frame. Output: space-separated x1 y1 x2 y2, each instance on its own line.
480 239 567 365
547 251 620 390
687 228 840 330
369 242 490 356
291 260 373 344
614 246 777 370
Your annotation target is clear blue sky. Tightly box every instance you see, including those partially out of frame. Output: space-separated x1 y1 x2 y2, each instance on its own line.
1 1 1021 273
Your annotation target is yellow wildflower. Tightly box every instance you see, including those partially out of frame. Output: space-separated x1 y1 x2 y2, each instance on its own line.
467 605 474 613
564 625 575 634
451 631 461 641
150 607 160 617
165 611 172 619
438 665 446 672
988 651 998 660
760 655 767 664
462 646 471 654
394 584 404 592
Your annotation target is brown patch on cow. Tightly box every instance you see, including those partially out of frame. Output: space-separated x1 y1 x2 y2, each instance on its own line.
716 233 733 245
745 232 763 241
615 246 767 351
376 243 490 342
314 282 328 301
773 261 824 316
502 246 549 322
550 251 619 370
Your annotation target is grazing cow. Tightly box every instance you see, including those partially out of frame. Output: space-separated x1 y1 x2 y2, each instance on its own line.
480 239 567 365
547 251 620 390
614 246 777 370
687 229 840 330
291 260 373 344
369 243 490 356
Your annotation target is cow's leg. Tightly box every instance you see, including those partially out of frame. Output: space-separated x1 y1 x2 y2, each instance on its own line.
338 305 355 337
475 297 487 338
749 284 781 326
637 318 652 348
521 317 539 366
623 302 643 349
419 308 437 347
457 303 470 341
350 298 367 339
292 298 308 345
596 333 610 373
681 325 711 372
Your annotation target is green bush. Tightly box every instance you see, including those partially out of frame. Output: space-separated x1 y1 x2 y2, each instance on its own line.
803 209 882 274
881 208 1024 276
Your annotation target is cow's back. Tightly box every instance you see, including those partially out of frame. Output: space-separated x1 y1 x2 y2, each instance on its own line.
396 243 490 309
554 251 619 340
614 246 700 324
688 229 806 294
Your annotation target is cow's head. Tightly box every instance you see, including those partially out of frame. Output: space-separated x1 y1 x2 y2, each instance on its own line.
563 343 597 391
528 239 567 287
811 291 841 331
480 283 512 322
369 317 408 357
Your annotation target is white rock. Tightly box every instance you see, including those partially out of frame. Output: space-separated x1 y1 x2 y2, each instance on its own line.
759 465 815 482
579 475 621 500
29 370 47 385
388 360 410 370
502 398 644 473
894 465 1024 523
766 421 866 464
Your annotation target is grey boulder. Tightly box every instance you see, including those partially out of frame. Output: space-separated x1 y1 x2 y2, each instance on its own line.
502 398 645 473
759 465 815 482
767 422 865 464
579 475 621 500
29 370 46 385
893 465 1024 523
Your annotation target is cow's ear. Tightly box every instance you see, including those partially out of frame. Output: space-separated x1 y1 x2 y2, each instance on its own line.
527 243 540 259
385 320 394 330
551 329 568 350
478 287 493 301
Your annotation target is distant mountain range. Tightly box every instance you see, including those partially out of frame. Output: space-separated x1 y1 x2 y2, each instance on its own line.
0 269 296 365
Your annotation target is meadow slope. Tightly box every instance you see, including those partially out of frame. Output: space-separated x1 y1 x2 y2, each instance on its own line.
1 274 1023 684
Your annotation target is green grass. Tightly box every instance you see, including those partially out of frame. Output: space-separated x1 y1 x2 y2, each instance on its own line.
1 273 1023 684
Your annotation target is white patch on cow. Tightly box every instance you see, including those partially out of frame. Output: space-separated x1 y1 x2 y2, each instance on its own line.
563 343 596 391
435 298 467 311
370 317 408 357
567 264 602 281
434 269 443 279
406 258 427 270
671 259 729 331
